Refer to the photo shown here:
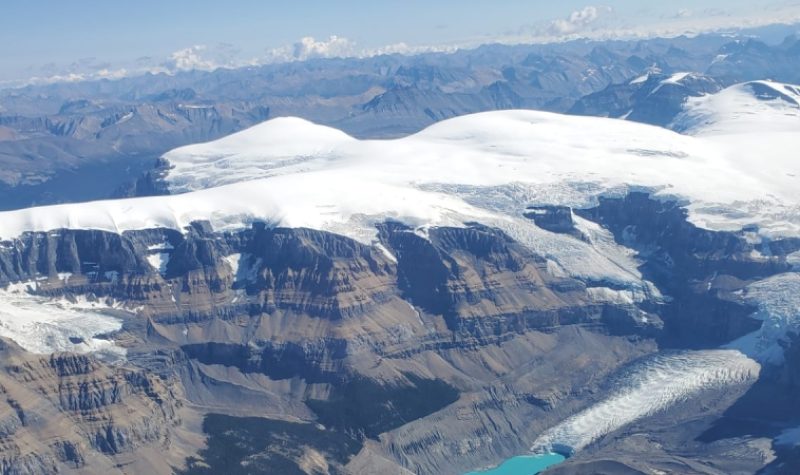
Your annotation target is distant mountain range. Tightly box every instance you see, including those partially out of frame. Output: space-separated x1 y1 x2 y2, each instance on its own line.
0 29 799 210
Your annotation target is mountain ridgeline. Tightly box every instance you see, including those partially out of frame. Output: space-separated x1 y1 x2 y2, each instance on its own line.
2 30 800 209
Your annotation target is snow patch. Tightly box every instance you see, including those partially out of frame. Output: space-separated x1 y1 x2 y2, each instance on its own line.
224 253 242 275
227 253 261 283
373 242 397 264
147 252 170 275
586 287 638 305
0 284 127 358
711 54 729 64
650 72 691 94
148 242 174 251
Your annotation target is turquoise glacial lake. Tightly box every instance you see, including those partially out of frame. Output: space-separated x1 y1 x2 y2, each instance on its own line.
465 453 566 475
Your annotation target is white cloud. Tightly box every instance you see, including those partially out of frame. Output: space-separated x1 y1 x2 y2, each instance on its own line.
263 36 457 63
365 41 458 57
548 6 611 35
95 68 129 80
506 3 800 45
20 68 130 86
263 36 356 62
163 45 217 71
258 35 457 64
292 35 357 60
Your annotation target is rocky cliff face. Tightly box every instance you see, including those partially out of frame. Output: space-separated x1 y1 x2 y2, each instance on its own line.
0 191 793 474
577 192 788 347
0 340 180 474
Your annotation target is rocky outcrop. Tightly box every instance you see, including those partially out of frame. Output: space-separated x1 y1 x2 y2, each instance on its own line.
378 222 645 336
239 225 397 320
0 339 180 474
0 229 147 284
524 206 582 237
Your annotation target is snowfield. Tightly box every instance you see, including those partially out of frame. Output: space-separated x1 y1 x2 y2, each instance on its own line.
0 80 798 244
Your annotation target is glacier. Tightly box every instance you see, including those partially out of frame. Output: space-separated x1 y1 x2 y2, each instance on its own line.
530 349 761 455
528 275 800 457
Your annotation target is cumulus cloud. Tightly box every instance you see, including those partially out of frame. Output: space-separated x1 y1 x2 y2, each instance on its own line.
548 6 611 35
292 35 357 60
263 36 456 63
149 43 259 75
162 45 217 71
263 35 357 62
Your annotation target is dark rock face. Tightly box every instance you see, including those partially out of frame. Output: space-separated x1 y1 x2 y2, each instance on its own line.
4 220 650 339
378 222 624 335
306 374 459 439
524 205 588 242
0 229 147 284
240 226 397 320
781 333 800 391
569 72 722 126
112 157 172 199
577 192 788 347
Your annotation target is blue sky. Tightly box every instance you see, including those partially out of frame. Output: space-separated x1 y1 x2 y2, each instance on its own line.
1 0 799 83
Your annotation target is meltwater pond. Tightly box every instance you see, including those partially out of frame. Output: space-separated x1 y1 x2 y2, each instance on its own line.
465 453 566 475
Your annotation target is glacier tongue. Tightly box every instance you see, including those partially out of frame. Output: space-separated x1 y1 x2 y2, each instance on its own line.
531 271 800 456
530 350 761 455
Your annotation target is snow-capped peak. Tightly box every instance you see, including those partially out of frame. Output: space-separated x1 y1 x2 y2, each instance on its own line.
674 80 800 135
163 116 356 192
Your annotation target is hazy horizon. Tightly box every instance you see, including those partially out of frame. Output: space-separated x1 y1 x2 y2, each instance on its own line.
2 0 799 85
